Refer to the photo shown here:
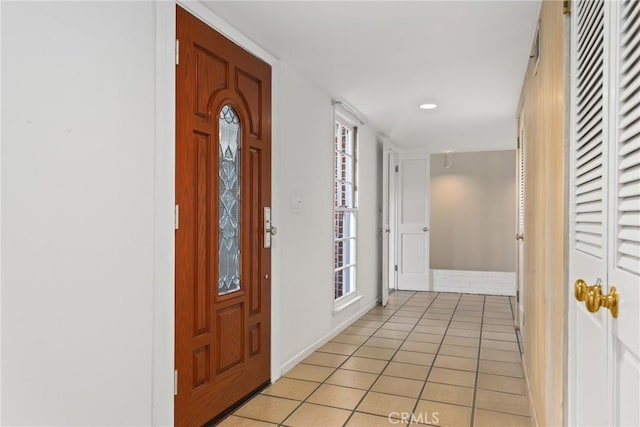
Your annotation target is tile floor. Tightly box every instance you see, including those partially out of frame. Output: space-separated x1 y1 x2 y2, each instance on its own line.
219 291 532 426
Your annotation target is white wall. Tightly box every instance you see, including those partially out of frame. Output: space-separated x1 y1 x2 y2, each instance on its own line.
430 150 516 272
274 62 381 372
1 1 382 424
1 2 156 425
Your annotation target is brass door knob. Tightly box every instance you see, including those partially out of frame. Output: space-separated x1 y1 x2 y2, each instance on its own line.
573 279 619 319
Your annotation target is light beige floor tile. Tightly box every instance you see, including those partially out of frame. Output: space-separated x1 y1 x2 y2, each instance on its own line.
484 312 513 319
480 348 521 363
366 337 404 349
447 328 481 338
284 364 335 382
283 402 351 427
371 375 424 398
375 329 411 340
353 319 384 329
234 395 299 424
394 311 422 318
383 361 431 380
421 382 474 407
482 324 516 333
414 325 447 335
262 378 319 400
478 359 524 378
482 331 517 342
382 322 415 331
443 335 479 348
428 367 476 387
318 342 359 355
438 344 478 359
434 354 478 372
331 333 369 346
482 317 513 326
303 351 349 368
408 332 443 344
342 356 388 374
481 339 520 352
477 373 528 395
413 400 472 426
218 415 277 426
400 341 440 354
417 319 449 327
421 313 451 320
392 350 434 366
449 321 481 331
388 316 419 325
344 326 378 336
353 346 396 360
356 391 417 417
473 409 533 427
347 412 398 426
326 368 379 390
307 383 366 410
475 389 531 417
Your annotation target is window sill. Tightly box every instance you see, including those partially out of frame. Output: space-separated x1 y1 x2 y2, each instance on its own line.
333 294 363 314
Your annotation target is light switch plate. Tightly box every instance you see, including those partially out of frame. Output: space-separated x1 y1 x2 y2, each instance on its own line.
291 195 303 212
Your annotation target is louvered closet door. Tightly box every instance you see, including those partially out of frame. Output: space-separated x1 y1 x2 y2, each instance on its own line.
610 0 640 424
569 0 609 425
570 0 640 425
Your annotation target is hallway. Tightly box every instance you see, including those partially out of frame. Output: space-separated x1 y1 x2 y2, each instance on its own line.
221 292 532 426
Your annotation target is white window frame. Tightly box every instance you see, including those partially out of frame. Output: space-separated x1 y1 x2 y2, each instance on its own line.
333 111 360 310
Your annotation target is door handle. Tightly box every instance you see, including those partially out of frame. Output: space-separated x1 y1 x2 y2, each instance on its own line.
516 233 524 241
423 226 429 232
573 279 619 318
264 207 276 248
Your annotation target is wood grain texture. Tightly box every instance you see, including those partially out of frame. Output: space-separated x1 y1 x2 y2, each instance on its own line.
175 6 272 426
517 1 566 426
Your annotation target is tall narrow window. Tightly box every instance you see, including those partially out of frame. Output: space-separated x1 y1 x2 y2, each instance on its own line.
334 119 357 300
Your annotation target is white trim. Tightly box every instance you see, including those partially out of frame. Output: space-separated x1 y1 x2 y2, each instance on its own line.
153 3 176 426
175 1 277 66
333 294 364 313
281 298 377 375
0 0 4 421
430 269 516 296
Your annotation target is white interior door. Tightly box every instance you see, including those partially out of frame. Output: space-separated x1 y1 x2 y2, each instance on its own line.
397 152 430 291
569 1 640 425
569 1 610 424
609 0 640 423
382 143 399 306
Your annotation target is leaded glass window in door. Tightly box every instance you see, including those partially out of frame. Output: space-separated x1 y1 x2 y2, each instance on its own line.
218 105 241 295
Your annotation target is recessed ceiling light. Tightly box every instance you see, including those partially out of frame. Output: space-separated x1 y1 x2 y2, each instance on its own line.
419 103 438 110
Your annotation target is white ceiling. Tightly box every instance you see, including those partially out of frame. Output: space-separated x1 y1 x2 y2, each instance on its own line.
202 1 541 152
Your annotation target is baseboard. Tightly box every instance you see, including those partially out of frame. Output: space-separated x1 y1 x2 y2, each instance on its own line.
522 354 540 427
279 298 379 375
430 269 516 296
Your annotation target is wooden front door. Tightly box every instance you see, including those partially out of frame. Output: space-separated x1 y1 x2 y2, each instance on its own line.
175 7 271 426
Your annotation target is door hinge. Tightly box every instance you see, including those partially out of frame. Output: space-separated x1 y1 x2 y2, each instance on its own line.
516 290 520 303
174 369 178 396
175 39 180 65
517 137 521 150
174 204 180 230
563 0 571 15
394 265 398 272
395 165 399 173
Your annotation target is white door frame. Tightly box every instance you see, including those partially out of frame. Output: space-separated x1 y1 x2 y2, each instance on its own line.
382 142 400 305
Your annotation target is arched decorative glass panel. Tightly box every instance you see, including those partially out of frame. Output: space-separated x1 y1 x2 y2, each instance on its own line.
218 105 241 295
